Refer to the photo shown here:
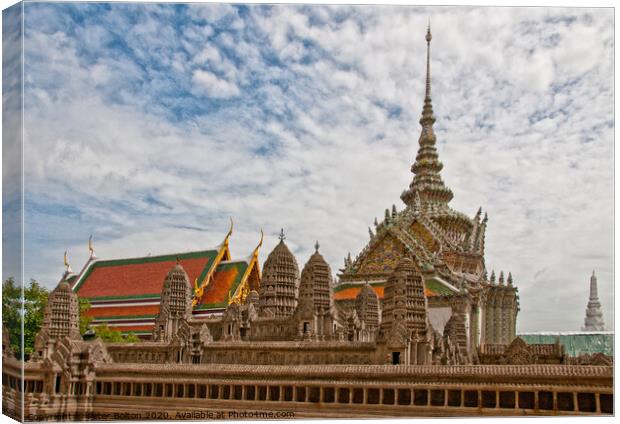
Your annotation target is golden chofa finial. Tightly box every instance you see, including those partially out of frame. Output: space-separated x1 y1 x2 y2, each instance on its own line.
88 235 95 258
64 250 72 272
251 229 264 258
226 217 234 238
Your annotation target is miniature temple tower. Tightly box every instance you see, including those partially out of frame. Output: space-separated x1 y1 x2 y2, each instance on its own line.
33 279 81 360
379 257 432 365
153 262 194 342
258 229 300 318
582 271 605 331
354 283 380 341
294 242 337 340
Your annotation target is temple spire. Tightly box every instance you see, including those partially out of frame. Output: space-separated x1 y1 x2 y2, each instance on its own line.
582 270 605 331
401 24 453 208
425 21 432 100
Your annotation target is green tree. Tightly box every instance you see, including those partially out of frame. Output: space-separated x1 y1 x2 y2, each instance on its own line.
93 324 139 343
79 297 93 335
2 277 49 360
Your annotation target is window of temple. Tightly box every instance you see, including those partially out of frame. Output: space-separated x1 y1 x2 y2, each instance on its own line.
338 388 350 403
176 384 184 398
296 386 306 402
123 383 131 396
270 386 280 401
55 375 61 394
398 389 412 405
198 384 207 398
430 389 445 406
557 392 574 411
144 383 152 397
600 394 613 414
538 391 553 410
499 391 515 408
352 388 364 404
114 382 121 396
308 387 321 403
303 322 310 334
481 391 495 408
209 385 219 399
447 390 461 407
233 385 242 400
414 389 428 406
391 352 400 365
463 391 478 407
284 386 294 401
258 386 267 401
577 393 596 412
367 388 380 404
166 383 173 397
187 384 195 398
323 387 335 403
382 388 395 405
135 384 142 397
518 392 534 409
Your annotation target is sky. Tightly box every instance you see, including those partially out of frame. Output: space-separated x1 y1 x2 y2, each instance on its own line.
4 3 614 332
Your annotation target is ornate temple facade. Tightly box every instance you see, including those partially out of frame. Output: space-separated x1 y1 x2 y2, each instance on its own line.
2 27 613 420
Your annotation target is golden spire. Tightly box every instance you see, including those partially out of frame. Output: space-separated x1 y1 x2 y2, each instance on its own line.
88 235 95 259
224 217 233 245
64 250 72 273
252 229 264 257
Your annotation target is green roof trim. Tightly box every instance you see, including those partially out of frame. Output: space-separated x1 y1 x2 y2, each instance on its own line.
81 294 162 302
425 278 454 295
92 314 157 321
332 278 453 296
333 281 384 293
72 249 219 293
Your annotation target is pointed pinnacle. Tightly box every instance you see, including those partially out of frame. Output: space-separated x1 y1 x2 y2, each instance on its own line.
278 228 286 241
314 240 320 253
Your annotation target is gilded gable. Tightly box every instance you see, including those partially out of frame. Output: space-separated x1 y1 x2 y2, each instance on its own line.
357 233 406 275
409 220 440 254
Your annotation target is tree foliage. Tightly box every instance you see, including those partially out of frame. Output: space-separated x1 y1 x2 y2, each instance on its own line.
79 297 93 335
2 277 49 360
93 324 139 343
2 278 139 360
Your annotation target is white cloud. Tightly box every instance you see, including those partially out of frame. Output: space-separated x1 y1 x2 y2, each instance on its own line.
191 69 240 98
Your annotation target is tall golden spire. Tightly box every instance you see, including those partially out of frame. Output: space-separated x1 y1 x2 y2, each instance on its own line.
401 23 454 209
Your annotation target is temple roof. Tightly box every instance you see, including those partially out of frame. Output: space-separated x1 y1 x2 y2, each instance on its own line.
194 259 254 309
333 277 453 301
72 249 220 301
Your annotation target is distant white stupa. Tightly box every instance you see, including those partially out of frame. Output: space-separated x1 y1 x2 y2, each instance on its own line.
582 271 605 331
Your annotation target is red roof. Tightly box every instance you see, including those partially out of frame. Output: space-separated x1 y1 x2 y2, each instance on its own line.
73 250 219 300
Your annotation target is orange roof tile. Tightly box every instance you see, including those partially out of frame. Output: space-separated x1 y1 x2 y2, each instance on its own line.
73 250 218 300
333 282 439 301
196 260 249 308
85 304 161 320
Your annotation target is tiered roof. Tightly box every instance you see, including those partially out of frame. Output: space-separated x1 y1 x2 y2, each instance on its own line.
71 228 262 336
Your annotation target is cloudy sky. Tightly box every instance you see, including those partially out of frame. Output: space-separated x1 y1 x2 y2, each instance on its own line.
7 4 614 332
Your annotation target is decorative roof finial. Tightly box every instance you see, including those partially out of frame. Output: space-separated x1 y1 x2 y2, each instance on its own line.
64 250 72 273
278 228 286 242
253 229 264 256
425 20 432 100
314 240 320 253
88 235 95 259
176 256 181 265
